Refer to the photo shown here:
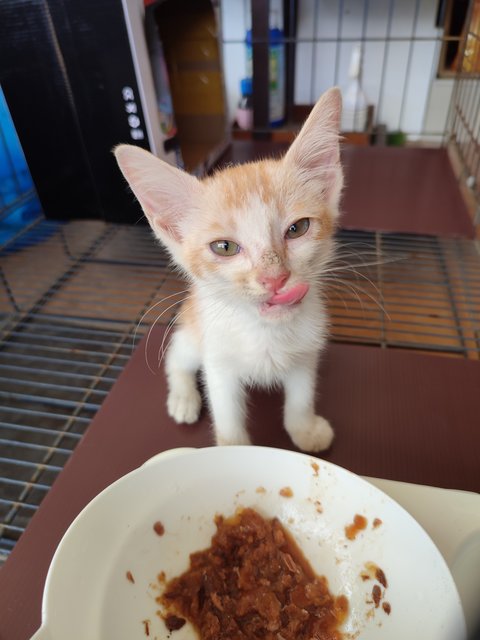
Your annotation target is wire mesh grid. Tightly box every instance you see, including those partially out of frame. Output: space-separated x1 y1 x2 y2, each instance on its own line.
1 218 479 563
446 0 480 222
0 220 185 564
330 230 480 356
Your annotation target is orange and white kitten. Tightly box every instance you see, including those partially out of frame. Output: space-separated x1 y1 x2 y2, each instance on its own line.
115 87 343 451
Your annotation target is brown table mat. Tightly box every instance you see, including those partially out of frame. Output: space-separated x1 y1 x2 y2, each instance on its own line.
220 142 475 239
1 326 479 639
341 146 475 238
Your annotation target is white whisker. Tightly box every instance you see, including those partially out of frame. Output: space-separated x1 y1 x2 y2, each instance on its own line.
326 263 383 302
157 303 192 368
144 295 191 374
133 287 190 353
324 274 389 319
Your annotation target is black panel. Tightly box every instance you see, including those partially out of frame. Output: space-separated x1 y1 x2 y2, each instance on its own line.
0 0 152 223
251 0 270 135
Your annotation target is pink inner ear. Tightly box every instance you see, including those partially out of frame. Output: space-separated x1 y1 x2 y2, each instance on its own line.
141 192 161 219
305 148 339 173
158 219 182 243
286 88 341 178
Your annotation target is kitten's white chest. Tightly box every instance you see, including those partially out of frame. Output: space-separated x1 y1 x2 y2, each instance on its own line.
200 295 328 386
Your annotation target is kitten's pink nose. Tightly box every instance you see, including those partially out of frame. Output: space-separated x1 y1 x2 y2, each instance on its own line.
259 272 290 293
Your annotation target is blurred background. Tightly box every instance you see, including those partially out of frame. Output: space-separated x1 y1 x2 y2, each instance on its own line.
1 0 480 225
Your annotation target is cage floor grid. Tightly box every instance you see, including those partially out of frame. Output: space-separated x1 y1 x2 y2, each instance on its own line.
0 218 479 564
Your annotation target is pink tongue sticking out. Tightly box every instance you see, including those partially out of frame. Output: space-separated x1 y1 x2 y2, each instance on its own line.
268 283 309 306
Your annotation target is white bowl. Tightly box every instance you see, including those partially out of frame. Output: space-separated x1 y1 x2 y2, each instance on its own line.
31 446 466 640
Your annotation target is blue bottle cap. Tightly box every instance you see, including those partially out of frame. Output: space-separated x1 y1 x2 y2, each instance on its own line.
240 77 253 96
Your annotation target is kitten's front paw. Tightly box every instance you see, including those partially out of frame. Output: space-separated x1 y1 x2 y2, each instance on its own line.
167 388 202 424
288 415 334 452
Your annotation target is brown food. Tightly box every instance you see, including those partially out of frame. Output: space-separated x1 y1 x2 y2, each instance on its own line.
344 514 368 540
153 521 165 536
382 601 391 615
126 570 135 584
159 508 348 639
164 615 186 631
279 486 294 498
375 567 387 589
372 584 382 608
361 561 386 582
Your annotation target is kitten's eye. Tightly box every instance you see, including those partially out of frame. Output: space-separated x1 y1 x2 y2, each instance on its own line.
209 240 240 256
286 218 310 239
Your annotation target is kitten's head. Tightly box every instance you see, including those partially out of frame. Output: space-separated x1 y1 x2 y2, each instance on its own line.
115 88 342 319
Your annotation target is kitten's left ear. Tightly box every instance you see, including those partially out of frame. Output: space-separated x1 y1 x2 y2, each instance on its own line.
284 87 343 209
114 144 203 252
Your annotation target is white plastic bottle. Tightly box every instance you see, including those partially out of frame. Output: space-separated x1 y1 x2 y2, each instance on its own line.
341 44 368 132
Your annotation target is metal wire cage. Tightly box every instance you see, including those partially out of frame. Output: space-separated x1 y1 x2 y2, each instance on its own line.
0 220 186 564
446 0 480 227
1 0 480 567
221 0 480 150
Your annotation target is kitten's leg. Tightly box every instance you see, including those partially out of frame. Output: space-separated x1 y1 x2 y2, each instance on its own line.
165 328 202 424
283 361 334 452
203 362 250 446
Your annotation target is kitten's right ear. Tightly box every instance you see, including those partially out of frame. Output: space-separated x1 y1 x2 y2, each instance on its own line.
114 144 202 247
284 87 343 209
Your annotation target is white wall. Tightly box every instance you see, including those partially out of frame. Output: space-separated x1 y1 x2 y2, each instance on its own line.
221 0 453 141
